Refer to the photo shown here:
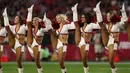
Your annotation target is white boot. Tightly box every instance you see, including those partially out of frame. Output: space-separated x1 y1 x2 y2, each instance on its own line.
0 68 3 73
71 3 78 22
93 1 103 23
37 68 43 73
18 68 23 73
2 7 10 26
83 67 89 73
43 13 53 30
61 68 66 73
27 5 34 22
121 3 128 22
111 68 117 73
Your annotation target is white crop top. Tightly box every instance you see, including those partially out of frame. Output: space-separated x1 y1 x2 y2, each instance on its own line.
33 28 48 37
81 23 100 33
106 20 124 33
9 24 27 35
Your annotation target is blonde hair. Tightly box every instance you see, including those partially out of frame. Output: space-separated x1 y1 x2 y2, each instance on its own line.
56 14 68 22
33 17 40 21
107 10 117 17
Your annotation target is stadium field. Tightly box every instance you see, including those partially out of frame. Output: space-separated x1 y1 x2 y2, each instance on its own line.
2 62 130 73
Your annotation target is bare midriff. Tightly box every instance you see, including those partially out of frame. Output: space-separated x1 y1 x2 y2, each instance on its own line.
17 34 25 45
82 33 92 43
58 34 68 44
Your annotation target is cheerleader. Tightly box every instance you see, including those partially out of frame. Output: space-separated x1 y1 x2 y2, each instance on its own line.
71 3 100 73
43 13 75 73
93 2 128 73
26 5 50 73
2 8 27 73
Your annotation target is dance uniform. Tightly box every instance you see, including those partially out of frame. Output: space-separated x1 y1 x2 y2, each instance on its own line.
27 27 48 55
9 24 27 52
56 22 75 52
105 20 125 50
78 23 100 50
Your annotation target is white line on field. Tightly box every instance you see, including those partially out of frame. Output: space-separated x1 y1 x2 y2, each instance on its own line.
99 68 130 70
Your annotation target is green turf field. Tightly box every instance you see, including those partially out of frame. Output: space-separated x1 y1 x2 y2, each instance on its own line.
2 62 130 73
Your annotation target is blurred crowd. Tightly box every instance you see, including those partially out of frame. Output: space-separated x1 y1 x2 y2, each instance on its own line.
0 0 130 22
